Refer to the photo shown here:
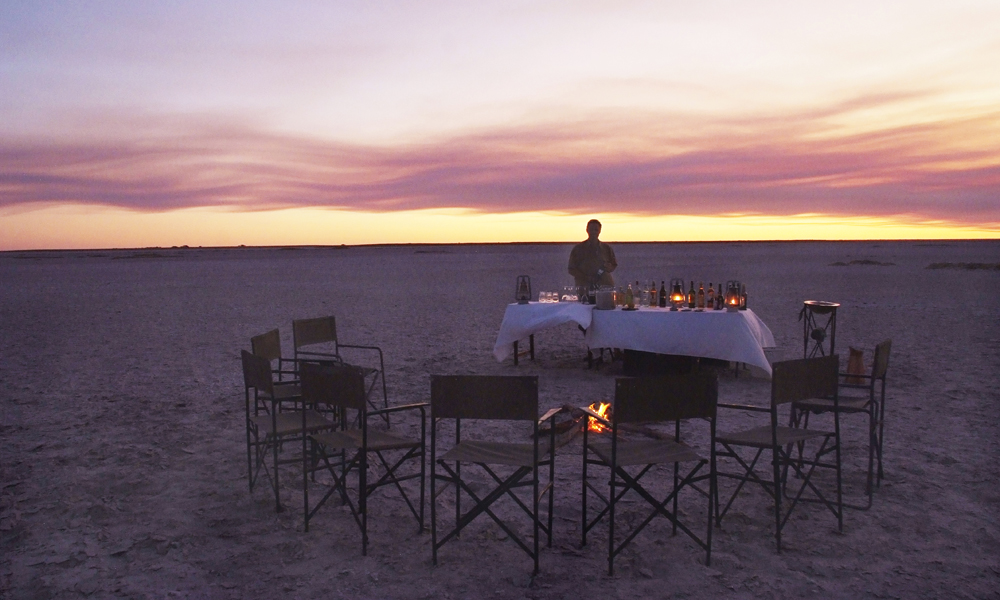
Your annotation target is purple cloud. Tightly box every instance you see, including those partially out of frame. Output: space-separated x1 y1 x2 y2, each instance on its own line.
2 101 998 226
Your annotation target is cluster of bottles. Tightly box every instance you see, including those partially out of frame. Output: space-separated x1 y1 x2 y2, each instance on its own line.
615 280 748 311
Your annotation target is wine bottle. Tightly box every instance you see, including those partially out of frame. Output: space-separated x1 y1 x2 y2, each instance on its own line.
697 282 705 310
716 283 724 310
687 281 695 308
706 282 715 310
625 283 634 309
659 280 667 308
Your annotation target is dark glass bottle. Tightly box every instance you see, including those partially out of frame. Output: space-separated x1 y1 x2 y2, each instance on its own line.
716 283 724 309
696 282 705 310
687 281 695 308
706 282 715 309
659 281 667 308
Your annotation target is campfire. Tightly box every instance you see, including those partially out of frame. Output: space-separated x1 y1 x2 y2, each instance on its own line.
587 402 612 433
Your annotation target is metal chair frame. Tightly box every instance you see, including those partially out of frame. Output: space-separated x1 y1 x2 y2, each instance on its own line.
241 350 334 512
293 316 389 424
581 373 718 575
300 361 426 555
430 375 558 575
791 340 890 510
714 355 843 552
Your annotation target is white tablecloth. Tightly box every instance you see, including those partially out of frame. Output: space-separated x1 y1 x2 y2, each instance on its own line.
493 303 776 374
492 302 593 362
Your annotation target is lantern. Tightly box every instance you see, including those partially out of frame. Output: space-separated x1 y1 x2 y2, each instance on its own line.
669 278 685 311
516 275 532 304
725 280 741 312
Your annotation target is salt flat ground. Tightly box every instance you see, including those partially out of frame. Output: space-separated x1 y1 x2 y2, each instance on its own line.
2 240 998 599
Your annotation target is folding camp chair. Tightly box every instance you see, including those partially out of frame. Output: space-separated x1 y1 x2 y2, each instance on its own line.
293 316 389 424
581 372 718 575
300 361 426 555
241 350 334 512
715 355 843 552
791 340 891 510
430 375 559 575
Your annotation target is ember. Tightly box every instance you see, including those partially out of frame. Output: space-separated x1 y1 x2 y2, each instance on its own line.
587 402 612 433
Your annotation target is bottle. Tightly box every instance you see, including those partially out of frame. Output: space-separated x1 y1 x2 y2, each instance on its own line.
716 283 724 310
740 284 748 310
687 281 695 308
659 281 667 308
706 282 715 309
625 283 634 309
697 282 705 310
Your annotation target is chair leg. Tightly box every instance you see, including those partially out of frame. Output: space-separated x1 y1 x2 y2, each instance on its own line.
772 444 783 553
360 450 368 556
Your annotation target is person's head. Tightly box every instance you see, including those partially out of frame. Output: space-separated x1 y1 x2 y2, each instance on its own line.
586 219 602 240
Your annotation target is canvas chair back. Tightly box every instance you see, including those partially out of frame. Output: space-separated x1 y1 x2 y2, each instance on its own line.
431 375 538 421
771 355 839 406
300 361 366 411
872 339 891 380
293 316 338 352
251 329 283 363
241 350 274 396
613 373 718 424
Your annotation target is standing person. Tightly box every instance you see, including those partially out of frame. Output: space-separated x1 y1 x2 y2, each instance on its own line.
568 219 617 289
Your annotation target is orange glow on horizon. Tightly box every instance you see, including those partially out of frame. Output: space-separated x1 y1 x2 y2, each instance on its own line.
1 205 996 251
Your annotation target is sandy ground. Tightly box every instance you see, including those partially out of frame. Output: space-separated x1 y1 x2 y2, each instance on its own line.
2 241 998 599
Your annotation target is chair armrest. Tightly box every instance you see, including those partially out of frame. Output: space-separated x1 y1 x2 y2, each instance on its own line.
538 407 564 425
338 343 383 352
718 402 771 413
577 405 611 429
369 402 429 417
296 351 344 361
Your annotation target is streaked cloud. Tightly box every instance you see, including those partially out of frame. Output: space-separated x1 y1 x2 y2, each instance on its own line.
2 96 998 225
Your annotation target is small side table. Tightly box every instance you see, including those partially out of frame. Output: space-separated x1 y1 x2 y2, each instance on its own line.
801 300 840 358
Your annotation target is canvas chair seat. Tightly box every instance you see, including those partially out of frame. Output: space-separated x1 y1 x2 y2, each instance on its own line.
311 429 420 453
717 424 831 449
440 440 551 467
588 439 701 467
250 410 332 437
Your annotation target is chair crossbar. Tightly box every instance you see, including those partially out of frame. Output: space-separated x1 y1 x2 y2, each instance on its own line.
433 462 539 556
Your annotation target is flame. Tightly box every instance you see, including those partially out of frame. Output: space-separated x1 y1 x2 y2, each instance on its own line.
587 402 612 433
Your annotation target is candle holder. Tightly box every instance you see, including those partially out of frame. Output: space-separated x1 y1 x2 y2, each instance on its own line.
725 280 741 312
668 278 685 311
515 275 531 304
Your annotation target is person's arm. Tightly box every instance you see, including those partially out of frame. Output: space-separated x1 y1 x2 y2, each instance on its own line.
603 244 617 274
568 245 586 280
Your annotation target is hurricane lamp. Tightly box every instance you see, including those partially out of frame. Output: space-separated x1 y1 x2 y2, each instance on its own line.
516 275 532 304
669 278 685 311
725 280 741 312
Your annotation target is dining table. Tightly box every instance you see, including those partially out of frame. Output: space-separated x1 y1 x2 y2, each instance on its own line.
493 302 776 375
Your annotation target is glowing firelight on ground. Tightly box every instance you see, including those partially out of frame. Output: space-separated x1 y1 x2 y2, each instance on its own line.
587 402 612 433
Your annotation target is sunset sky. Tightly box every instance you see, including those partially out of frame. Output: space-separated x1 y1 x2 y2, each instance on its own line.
2 1 999 250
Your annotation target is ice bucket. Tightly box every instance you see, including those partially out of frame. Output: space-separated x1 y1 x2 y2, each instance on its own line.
595 289 616 310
